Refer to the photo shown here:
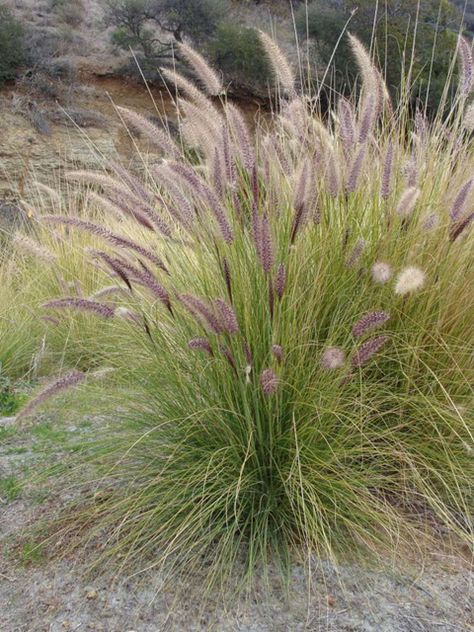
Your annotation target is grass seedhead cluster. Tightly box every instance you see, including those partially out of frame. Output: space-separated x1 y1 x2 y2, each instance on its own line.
16 34 474 589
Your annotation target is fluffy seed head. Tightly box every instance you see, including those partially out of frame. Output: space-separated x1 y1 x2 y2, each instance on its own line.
395 187 420 218
116 107 177 157
12 234 57 264
463 102 474 132
321 347 346 370
371 262 392 284
161 67 212 111
225 103 254 170
338 98 355 151
395 267 426 295
179 42 222 95
457 36 474 96
358 94 376 143
258 30 295 95
348 34 378 94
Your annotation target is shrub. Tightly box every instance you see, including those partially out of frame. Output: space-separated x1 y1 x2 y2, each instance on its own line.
0 4 27 84
297 0 461 112
49 0 85 27
21 37 474 589
210 23 271 94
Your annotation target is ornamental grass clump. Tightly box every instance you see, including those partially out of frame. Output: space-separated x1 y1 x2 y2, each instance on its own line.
23 33 474 587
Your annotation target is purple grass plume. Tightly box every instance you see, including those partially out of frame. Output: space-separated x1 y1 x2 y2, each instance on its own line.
43 298 115 319
260 368 278 395
358 94 376 144
179 295 223 334
450 179 473 221
256 214 275 274
41 315 60 326
226 103 254 170
188 337 213 356
205 187 234 243
17 370 85 422
42 216 169 270
321 347 346 370
91 251 171 312
423 213 439 231
214 299 239 334
222 257 233 303
220 345 238 374
381 143 394 200
352 311 390 338
338 98 355 151
346 144 367 194
352 336 388 368
346 238 366 268
326 150 341 197
179 42 223 96
243 339 253 365
450 211 474 242
275 263 286 300
272 344 283 363
395 187 420 218
115 307 141 325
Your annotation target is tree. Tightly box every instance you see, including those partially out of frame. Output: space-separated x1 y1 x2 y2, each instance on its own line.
0 4 27 84
105 0 227 65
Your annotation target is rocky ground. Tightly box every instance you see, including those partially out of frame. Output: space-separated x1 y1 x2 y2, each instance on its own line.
1 412 473 632
0 76 177 201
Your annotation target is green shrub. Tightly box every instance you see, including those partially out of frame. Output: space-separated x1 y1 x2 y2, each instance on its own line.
0 4 27 84
19 35 474 590
297 0 461 112
210 23 271 94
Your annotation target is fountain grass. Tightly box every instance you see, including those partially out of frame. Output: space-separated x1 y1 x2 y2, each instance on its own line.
12 33 474 592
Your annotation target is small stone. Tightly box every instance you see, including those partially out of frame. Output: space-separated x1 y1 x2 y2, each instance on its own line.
86 589 98 600
327 595 336 607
